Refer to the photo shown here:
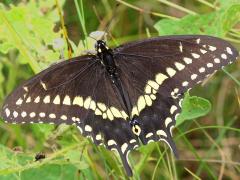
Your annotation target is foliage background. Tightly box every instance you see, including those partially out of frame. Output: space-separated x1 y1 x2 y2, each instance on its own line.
0 0 239 179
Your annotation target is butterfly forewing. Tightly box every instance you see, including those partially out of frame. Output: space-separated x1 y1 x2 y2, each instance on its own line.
1 55 127 125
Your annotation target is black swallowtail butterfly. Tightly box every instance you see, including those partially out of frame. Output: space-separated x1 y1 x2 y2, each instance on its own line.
1 35 239 176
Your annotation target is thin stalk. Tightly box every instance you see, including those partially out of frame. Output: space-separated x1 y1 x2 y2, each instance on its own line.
184 167 201 180
156 0 197 15
196 0 219 9
222 68 240 87
55 0 73 58
74 0 88 48
116 0 178 20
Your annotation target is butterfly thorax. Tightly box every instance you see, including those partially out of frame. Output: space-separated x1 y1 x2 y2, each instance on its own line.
96 40 117 75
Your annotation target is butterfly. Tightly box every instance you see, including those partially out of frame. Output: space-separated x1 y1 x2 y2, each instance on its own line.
1 35 239 176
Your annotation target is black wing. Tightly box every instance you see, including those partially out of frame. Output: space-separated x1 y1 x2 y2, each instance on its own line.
1 55 130 124
113 35 239 156
1 55 139 176
1 35 238 177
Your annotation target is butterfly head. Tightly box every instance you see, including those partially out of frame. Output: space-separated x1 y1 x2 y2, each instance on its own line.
95 40 109 54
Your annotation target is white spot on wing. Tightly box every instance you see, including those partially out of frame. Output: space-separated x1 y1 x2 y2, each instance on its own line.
5 108 10 117
209 45 216 51
174 88 179 93
207 63 213 67
13 111 18 118
137 96 146 112
199 67 205 73
183 57 192 64
53 95 61 105
34 96 40 103
30 112 36 118
179 42 183 52
108 139 117 146
49 113 56 119
21 111 27 118
214 58 220 63
89 101 96 110
131 106 139 117
130 139 136 144
192 53 200 59
144 95 152 106
221 54 227 59
39 112 46 118
196 38 201 44
97 102 107 112
73 96 83 106
200 49 207 54
170 105 177 114
121 143 128 153
63 95 71 105
85 125 92 132
60 115 67 120
174 62 185 71
166 67 176 77
96 134 102 140
146 133 153 138
43 95 50 104
165 117 172 127
147 80 159 90
191 74 198 80
40 81 47 90
170 125 174 136
150 94 156 100
95 108 102 115
157 130 167 137
106 109 114 120
84 97 92 109
226 47 233 55
110 107 122 118
182 81 189 87
23 86 28 92
16 98 23 105
145 85 151 94
155 73 168 85
26 97 31 103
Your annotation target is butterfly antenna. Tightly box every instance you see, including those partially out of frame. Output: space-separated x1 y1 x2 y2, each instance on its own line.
89 36 98 42
100 3 120 41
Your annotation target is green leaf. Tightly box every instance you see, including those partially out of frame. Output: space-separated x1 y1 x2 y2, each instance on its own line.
0 42 14 54
154 4 240 37
64 150 89 170
176 93 212 127
221 4 240 33
217 0 240 8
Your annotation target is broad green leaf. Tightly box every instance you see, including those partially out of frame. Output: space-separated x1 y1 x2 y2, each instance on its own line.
0 0 69 72
64 150 89 169
222 4 240 33
0 42 14 54
217 0 240 8
154 4 240 37
176 93 212 127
